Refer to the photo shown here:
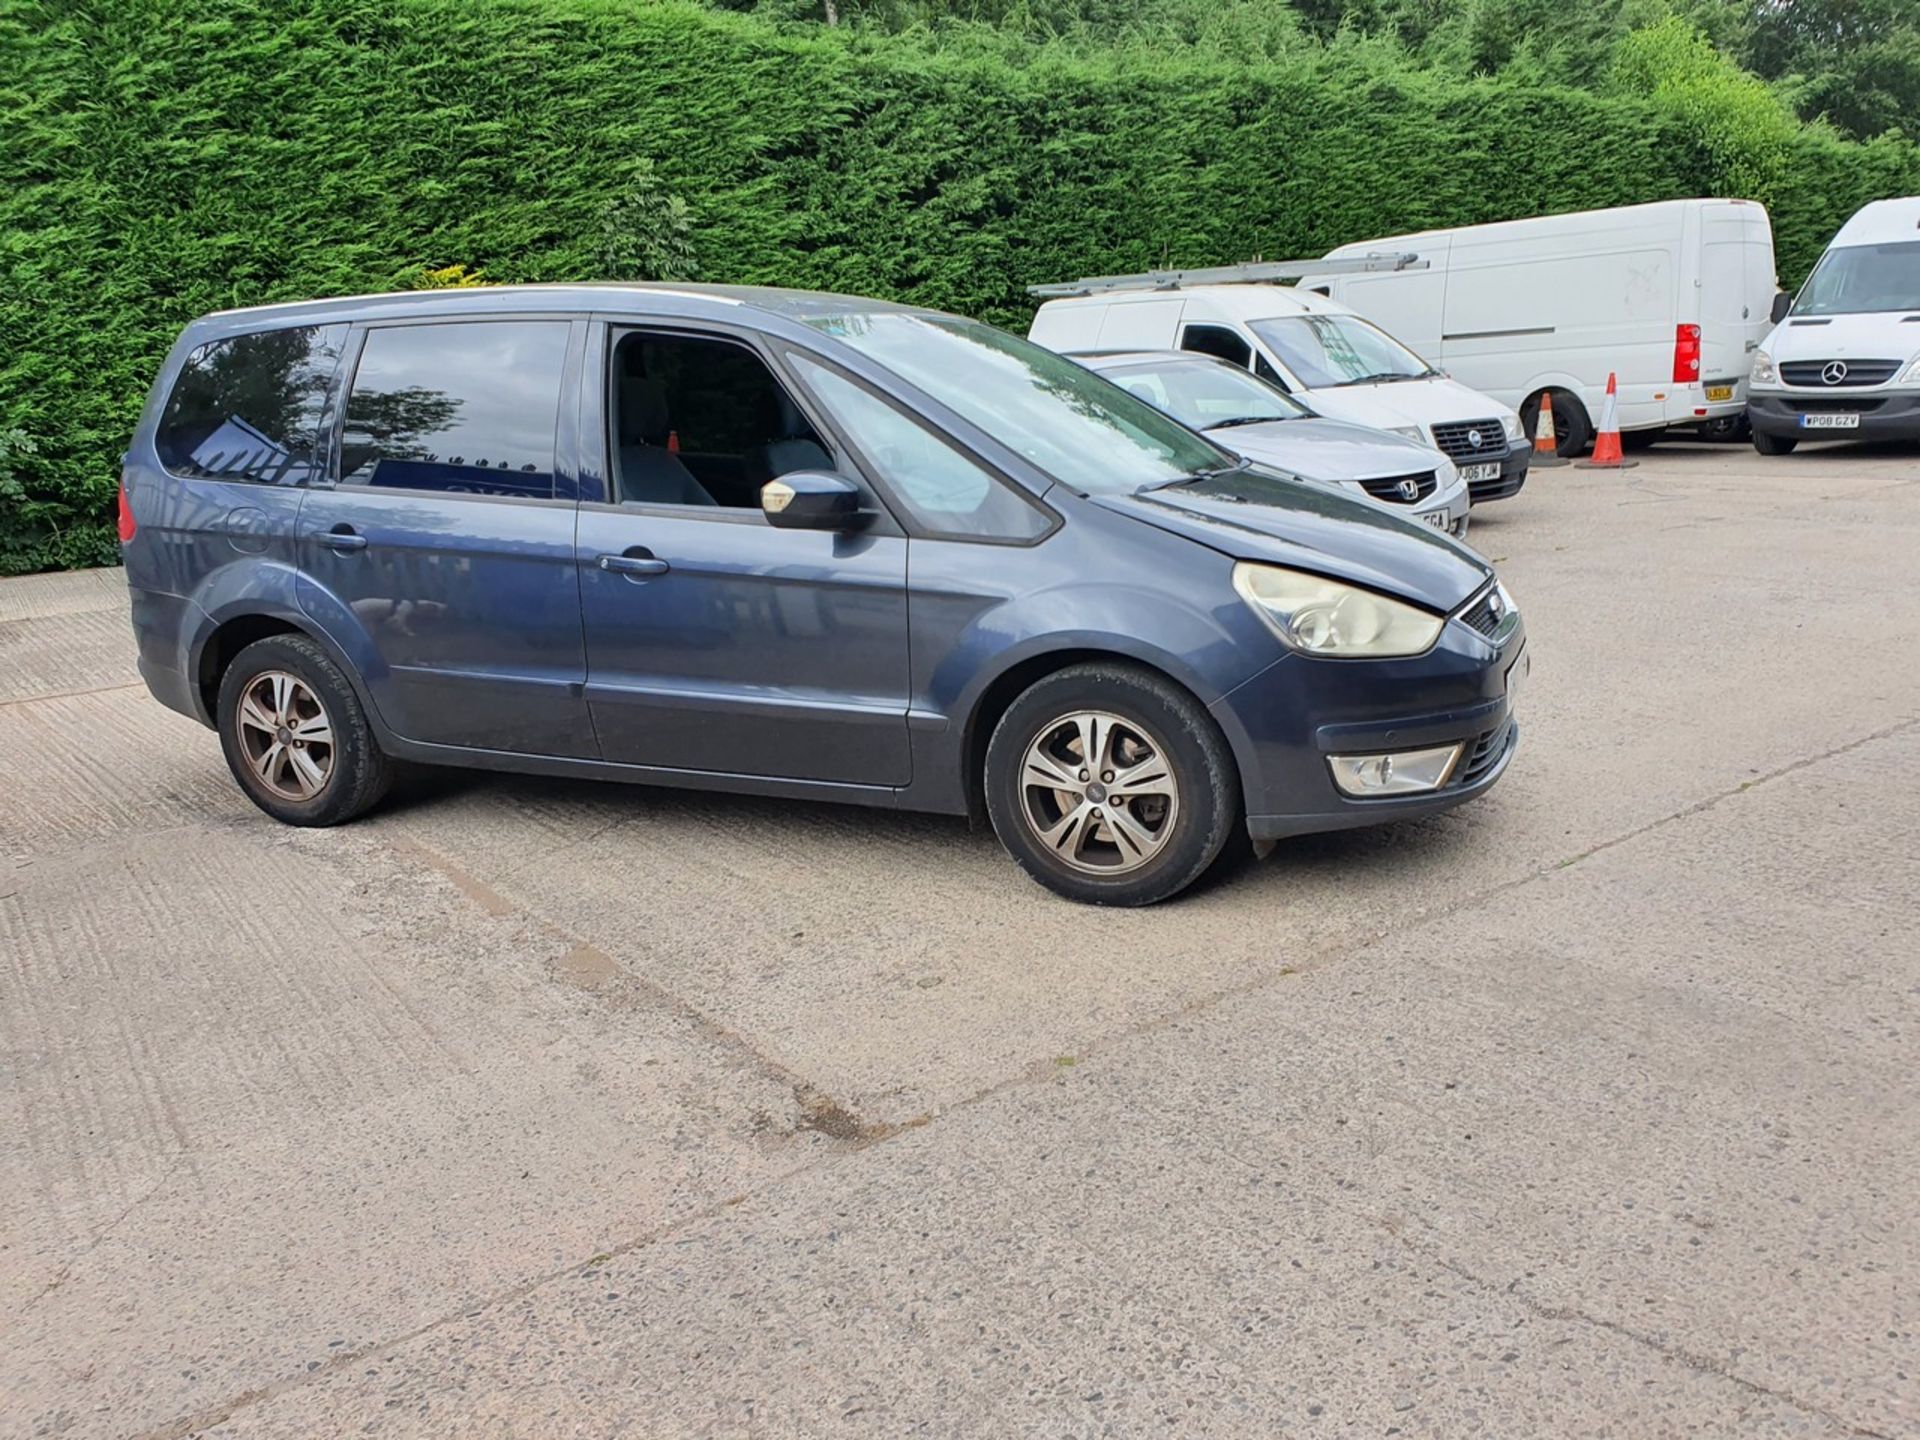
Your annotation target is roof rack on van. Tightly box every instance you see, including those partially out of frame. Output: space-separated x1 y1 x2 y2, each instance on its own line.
1026 253 1428 299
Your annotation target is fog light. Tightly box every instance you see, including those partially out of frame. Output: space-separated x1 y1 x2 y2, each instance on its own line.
1328 743 1463 797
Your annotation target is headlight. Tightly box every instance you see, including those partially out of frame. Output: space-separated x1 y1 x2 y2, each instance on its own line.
1903 356 1920 385
1751 350 1776 386
1386 425 1426 444
1232 563 1445 658
1500 412 1526 442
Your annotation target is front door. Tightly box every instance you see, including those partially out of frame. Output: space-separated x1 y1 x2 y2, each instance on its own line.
296 316 597 758
576 323 911 787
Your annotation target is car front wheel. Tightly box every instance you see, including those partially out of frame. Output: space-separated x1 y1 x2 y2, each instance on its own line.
984 662 1241 906
216 633 391 826
1752 428 1799 456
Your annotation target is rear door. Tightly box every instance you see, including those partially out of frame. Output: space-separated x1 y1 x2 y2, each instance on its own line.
1698 203 1763 392
296 315 597 758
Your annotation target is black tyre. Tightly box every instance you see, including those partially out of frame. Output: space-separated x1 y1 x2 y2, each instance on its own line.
1752 428 1799 456
984 662 1241 906
1620 427 1663 452
216 633 391 826
1546 390 1592 457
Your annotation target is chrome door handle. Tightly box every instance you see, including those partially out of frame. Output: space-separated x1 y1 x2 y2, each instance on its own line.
598 553 669 577
319 530 368 553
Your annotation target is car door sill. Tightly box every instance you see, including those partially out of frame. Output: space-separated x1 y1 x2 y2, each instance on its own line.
382 734 911 809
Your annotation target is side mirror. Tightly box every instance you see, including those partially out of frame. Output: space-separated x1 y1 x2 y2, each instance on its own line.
1770 291 1793 324
761 470 867 531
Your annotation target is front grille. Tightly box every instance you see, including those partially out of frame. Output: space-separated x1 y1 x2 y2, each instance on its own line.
1454 719 1512 788
1779 397 1887 414
1429 418 1507 462
1779 359 1901 388
1357 470 1437 503
1457 587 1503 637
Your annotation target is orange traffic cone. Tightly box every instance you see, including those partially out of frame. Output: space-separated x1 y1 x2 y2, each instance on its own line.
1531 390 1568 468
1578 372 1637 470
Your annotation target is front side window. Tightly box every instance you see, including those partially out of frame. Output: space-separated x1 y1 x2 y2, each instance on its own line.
339 320 569 498
801 313 1228 496
1179 324 1253 368
1102 359 1309 431
156 324 347 484
1792 241 1920 316
609 331 833 508
791 357 1050 541
1247 315 1431 389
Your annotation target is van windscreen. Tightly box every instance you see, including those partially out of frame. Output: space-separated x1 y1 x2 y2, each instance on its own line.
1247 316 1432 389
1793 241 1920 316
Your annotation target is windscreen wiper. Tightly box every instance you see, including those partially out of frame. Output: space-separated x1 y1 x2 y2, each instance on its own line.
1207 415 1288 429
1139 457 1252 493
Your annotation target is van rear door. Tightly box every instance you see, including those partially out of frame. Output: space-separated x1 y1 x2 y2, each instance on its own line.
1697 203 1775 394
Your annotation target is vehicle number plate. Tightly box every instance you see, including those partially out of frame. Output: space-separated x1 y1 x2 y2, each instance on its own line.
1461 462 1500 482
1506 650 1528 712
1420 511 1449 529
1705 383 1734 402
1800 413 1860 429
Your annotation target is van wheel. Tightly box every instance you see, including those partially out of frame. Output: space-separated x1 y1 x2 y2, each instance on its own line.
1522 390 1591 457
984 663 1240 906
216 633 391 826
1620 427 1663 452
1752 429 1799 456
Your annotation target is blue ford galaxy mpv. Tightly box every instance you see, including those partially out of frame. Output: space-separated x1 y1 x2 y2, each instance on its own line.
122 284 1525 905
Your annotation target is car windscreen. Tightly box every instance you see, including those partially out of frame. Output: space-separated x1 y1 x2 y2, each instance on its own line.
1096 359 1310 430
1247 315 1431 388
1792 240 1920 316
801 313 1230 494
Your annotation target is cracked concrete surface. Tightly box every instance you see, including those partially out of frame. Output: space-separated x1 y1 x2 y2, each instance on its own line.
2 444 1916 1438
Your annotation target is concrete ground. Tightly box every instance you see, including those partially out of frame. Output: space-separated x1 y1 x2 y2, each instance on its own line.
2 442 1916 1439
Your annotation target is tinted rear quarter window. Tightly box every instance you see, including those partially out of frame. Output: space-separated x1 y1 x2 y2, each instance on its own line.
340 320 571 498
156 324 347 485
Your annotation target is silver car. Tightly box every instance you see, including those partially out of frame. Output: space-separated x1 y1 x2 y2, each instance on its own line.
1073 350 1472 537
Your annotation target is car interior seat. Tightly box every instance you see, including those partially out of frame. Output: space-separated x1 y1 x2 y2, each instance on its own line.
750 392 834 486
618 375 717 506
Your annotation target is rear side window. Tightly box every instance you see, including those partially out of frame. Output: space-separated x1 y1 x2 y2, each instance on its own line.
339 321 570 498
156 324 347 485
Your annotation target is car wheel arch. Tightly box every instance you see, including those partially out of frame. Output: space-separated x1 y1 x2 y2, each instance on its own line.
958 644 1241 824
191 609 388 744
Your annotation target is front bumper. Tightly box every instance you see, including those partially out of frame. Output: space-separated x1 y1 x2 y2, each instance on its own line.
1459 442 1528 503
1748 389 1920 442
1211 606 1527 842
1355 476 1470 537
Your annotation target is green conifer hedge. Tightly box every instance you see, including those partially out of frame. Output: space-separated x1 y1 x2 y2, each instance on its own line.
2 0 1914 570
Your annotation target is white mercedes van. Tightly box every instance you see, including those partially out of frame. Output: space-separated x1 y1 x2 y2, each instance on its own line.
1029 282 1531 502
1318 199 1777 454
1746 196 1920 455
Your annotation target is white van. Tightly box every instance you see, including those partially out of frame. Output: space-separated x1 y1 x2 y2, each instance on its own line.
1029 278 1531 502
1747 196 1920 455
1317 199 1777 454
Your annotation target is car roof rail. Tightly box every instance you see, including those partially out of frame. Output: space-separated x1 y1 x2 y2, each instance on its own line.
1026 253 1429 299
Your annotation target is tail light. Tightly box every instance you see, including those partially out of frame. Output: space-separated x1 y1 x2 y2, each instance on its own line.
1673 323 1702 384
116 478 137 543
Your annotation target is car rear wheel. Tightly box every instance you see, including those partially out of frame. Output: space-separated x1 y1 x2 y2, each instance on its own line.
1529 389 1592 457
984 663 1240 906
1752 428 1799 456
217 633 391 826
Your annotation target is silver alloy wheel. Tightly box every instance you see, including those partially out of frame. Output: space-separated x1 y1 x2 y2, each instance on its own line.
235 670 335 802
1018 709 1180 875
